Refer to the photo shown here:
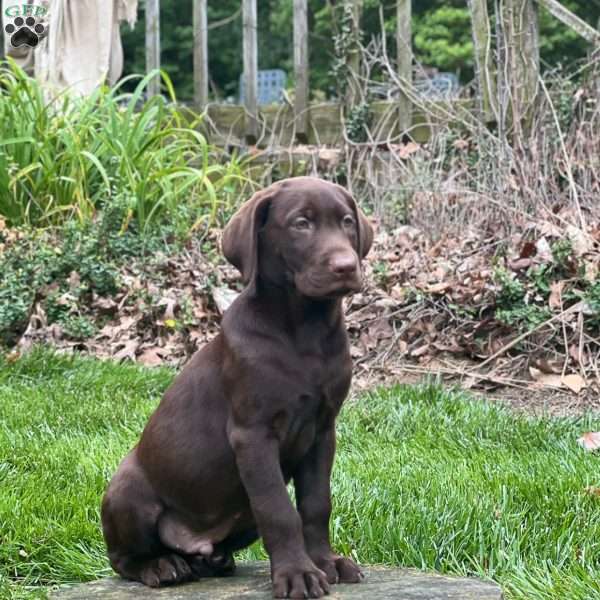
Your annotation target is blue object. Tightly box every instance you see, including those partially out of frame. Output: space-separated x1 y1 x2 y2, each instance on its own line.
239 69 287 106
415 73 460 99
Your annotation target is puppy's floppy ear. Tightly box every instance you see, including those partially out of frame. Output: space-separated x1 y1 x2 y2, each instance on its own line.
356 203 374 259
336 185 374 259
222 188 272 286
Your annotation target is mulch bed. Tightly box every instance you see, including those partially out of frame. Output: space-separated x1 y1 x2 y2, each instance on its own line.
9 214 600 414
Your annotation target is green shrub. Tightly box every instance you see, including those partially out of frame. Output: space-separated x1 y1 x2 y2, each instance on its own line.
490 232 599 337
0 269 34 345
60 315 97 341
494 267 525 308
496 305 552 331
0 212 183 345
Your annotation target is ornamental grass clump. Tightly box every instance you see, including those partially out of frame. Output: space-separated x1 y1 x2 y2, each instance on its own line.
0 61 248 233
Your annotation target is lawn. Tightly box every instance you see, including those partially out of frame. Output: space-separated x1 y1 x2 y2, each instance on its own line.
1 350 600 599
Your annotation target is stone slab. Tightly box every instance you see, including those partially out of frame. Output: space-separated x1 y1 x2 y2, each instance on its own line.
51 561 503 599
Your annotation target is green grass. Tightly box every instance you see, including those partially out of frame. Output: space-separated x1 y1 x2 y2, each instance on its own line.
1 349 600 599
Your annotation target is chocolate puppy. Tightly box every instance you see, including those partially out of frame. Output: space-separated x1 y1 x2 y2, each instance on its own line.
101 177 373 599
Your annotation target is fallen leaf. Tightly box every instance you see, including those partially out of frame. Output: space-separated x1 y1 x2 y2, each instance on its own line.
113 340 139 362
535 237 553 262
566 225 592 257
578 432 600 451
584 261 598 283
318 148 340 166
410 344 429 358
508 258 532 271
350 344 363 359
5 350 20 364
519 241 537 259
529 366 562 388
390 284 406 302
93 296 118 314
212 286 240 315
97 315 137 341
538 220 562 238
55 292 76 307
359 330 377 352
529 357 560 374
548 281 564 309
424 282 451 294
367 319 394 341
68 271 81 290
398 141 420 159
138 347 164 367
584 485 600 497
562 374 586 394
374 298 397 309
383 251 401 263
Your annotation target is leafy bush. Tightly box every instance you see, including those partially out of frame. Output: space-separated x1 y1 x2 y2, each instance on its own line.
494 267 525 308
493 237 598 334
496 304 552 331
0 62 249 233
0 208 184 345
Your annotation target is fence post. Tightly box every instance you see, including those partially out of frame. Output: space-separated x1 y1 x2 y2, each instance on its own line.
293 0 309 141
242 0 258 143
193 0 209 110
468 0 498 123
396 0 412 135
145 0 161 97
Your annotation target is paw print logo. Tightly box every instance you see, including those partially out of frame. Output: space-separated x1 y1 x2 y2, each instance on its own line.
5 16 46 48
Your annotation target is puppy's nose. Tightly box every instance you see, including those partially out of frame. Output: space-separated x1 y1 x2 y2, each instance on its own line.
330 254 358 275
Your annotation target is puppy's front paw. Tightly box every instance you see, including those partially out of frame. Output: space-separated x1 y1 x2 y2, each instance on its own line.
311 554 363 584
272 560 330 598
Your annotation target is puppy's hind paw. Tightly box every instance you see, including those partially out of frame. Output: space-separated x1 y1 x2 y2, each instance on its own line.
207 551 236 575
188 552 236 578
139 553 192 587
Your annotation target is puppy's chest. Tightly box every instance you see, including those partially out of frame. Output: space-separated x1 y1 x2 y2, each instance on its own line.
276 347 351 460
290 336 351 407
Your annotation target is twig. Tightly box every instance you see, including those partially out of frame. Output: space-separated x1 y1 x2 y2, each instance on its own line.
473 303 583 372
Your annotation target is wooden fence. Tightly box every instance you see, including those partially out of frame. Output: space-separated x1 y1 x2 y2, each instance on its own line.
1 1 597 146
146 0 415 145
142 0 597 146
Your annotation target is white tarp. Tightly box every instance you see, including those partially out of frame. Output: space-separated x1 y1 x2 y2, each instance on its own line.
2 0 138 95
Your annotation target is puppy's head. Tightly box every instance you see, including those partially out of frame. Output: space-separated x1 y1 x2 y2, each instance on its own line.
222 177 373 299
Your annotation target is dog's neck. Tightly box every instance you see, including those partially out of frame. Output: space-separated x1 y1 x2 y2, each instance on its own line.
252 277 344 332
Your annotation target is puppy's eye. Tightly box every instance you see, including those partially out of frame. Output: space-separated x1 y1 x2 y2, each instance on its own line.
293 217 311 230
342 215 356 228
